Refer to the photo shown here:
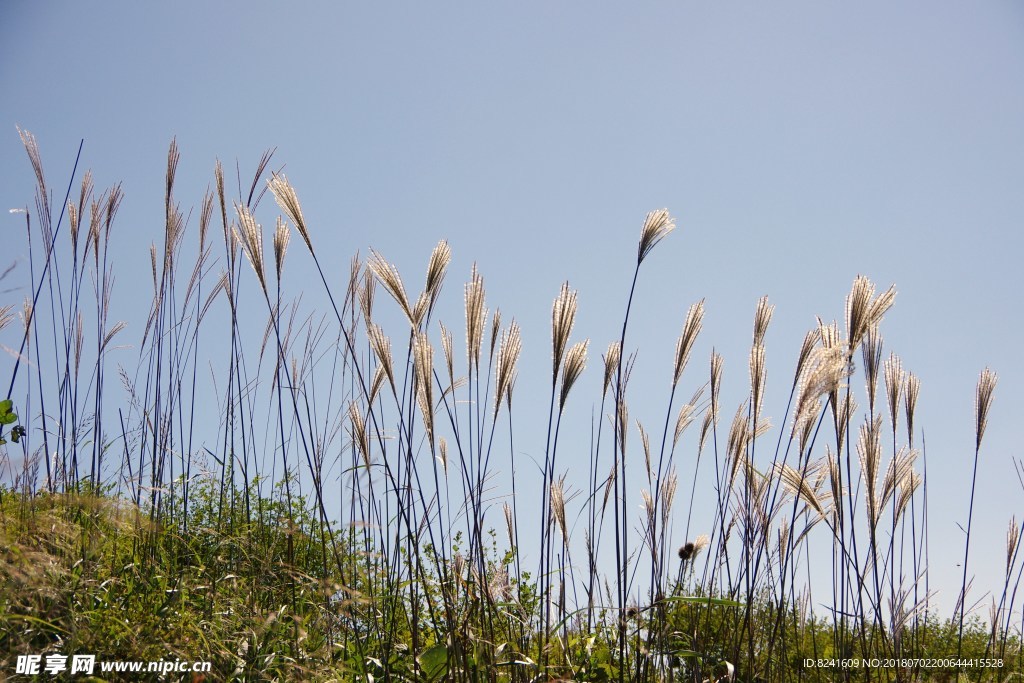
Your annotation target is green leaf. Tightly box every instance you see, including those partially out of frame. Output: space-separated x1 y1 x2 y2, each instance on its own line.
0 412 16 425
0 399 12 413
418 643 448 682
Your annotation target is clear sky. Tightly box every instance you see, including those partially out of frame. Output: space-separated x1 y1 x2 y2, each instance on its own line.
2 2 1022 619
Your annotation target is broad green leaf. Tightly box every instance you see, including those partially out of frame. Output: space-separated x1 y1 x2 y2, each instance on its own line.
418 643 448 682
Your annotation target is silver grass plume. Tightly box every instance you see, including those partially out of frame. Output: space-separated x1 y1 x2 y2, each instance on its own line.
439 322 455 386
234 205 267 295
673 400 698 449
845 275 896 355
773 463 827 519
881 447 918 520
68 201 79 254
0 305 13 332
975 368 997 451
698 408 713 455
862 326 883 410
551 282 578 385
661 469 678 527
894 470 921 524
20 298 33 334
489 309 502 362
792 328 821 388
637 208 676 265
366 323 395 394
424 239 451 319
268 174 312 254
273 217 290 282
413 332 435 447
673 299 705 386
710 351 724 423
494 321 522 416
368 249 417 327
750 344 766 423
348 402 371 468
752 296 774 347
550 477 568 541
465 264 486 370
559 339 589 411
369 365 386 404
1008 518 1019 575
439 437 449 475
857 415 884 530
504 502 515 550
826 447 844 527
884 353 905 434
199 189 213 253
905 373 920 447
637 420 652 480
602 341 621 398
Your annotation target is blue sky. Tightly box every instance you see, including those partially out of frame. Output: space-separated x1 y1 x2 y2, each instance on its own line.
2 2 1022 619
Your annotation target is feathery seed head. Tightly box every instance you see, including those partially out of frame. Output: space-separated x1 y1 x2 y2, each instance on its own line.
793 328 820 388
490 308 502 361
551 282 578 383
711 351 724 422
369 364 386 404
845 276 896 355
273 217 290 281
0 305 14 333
752 296 774 347
661 471 678 526
884 353 905 433
68 201 79 252
413 332 435 447
366 323 395 394
20 297 33 334
199 189 213 253
862 326 883 409
637 208 675 264
975 367 997 451
369 249 417 327
438 321 455 386
360 267 375 323
503 501 514 548
268 174 313 254
673 402 697 449
348 403 371 469
750 344 767 422
857 415 884 529
234 205 267 294
550 477 568 540
494 321 522 416
1007 518 1019 574
465 264 486 369
673 299 705 386
559 339 589 411
602 341 621 397
424 239 451 319
905 373 920 447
